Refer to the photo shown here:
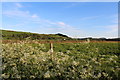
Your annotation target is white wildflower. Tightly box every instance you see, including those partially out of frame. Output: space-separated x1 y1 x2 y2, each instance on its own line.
44 71 50 78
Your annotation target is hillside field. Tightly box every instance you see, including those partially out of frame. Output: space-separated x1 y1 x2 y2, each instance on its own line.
1 30 120 79
2 40 120 79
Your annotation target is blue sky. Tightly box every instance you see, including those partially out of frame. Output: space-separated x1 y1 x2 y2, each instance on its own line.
1 0 119 2
2 2 118 38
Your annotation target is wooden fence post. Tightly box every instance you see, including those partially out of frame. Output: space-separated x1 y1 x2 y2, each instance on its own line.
49 42 55 61
50 43 54 53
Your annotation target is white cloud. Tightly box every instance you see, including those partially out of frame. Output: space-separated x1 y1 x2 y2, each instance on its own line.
57 22 66 26
55 22 82 37
2 3 82 38
3 10 30 18
15 3 23 8
34 20 82 37
31 14 39 18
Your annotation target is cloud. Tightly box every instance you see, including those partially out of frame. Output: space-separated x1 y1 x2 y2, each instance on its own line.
3 8 41 20
3 7 57 26
2 3 82 38
34 20 82 37
15 3 23 8
3 3 39 19
55 22 82 37
3 10 30 18
57 22 66 26
31 14 39 18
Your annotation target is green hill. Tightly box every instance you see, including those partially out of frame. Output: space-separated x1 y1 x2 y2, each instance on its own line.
1 30 119 41
1 30 71 40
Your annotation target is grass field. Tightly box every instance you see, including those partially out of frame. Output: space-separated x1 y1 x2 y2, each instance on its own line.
2 2 119 80
2 40 120 80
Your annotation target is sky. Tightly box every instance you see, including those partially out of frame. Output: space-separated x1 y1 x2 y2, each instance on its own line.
2 2 118 38
1 0 119 2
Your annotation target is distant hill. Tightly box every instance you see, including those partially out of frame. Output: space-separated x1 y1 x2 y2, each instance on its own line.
77 37 120 41
1 30 71 40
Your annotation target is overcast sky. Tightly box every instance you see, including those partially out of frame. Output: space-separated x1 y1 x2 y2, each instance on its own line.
2 2 118 38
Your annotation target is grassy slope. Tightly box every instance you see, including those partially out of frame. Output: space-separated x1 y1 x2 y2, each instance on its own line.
1 30 71 40
1 29 119 41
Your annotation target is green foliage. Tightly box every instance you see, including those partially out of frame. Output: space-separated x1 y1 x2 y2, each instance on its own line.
2 41 120 79
53 43 119 56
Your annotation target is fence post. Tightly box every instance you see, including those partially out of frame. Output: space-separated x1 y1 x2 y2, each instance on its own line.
50 42 55 61
50 43 54 53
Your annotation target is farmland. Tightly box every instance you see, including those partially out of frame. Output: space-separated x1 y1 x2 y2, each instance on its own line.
1 30 120 79
2 2 119 80
2 40 120 80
